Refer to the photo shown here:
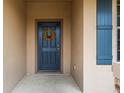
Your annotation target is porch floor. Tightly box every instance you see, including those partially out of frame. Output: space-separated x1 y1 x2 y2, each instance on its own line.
11 73 82 93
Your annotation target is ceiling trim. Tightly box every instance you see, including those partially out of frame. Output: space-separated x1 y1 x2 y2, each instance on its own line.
26 0 72 2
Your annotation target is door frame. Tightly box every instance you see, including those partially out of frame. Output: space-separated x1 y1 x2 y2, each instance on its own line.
35 19 63 73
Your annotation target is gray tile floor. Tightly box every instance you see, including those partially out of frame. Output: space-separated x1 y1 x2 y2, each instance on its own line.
11 73 82 93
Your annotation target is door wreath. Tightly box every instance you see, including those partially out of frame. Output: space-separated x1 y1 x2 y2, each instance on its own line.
43 28 56 41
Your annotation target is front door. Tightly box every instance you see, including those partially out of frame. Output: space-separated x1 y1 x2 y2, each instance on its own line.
37 22 61 71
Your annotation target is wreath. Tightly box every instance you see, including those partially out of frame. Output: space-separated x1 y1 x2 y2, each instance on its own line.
43 29 56 41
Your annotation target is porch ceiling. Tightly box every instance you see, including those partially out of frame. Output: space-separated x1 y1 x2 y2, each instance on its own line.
27 0 72 2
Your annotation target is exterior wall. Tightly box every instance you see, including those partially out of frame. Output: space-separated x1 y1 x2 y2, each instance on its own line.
71 0 83 91
113 63 120 79
112 0 120 80
3 0 26 93
112 0 120 89
83 0 115 93
26 1 71 74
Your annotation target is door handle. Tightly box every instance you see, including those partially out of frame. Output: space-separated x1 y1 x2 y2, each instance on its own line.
57 48 60 50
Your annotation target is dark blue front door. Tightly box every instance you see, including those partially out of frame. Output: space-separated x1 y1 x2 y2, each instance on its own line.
37 22 61 71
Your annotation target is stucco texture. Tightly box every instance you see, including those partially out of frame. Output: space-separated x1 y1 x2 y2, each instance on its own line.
3 0 26 93
71 0 83 91
83 0 114 93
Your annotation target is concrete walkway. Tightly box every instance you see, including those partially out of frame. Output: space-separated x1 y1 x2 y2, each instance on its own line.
11 73 82 93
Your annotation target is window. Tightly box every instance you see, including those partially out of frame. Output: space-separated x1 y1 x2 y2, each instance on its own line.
117 0 120 62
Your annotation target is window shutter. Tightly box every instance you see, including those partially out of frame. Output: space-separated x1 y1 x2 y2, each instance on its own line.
97 0 112 65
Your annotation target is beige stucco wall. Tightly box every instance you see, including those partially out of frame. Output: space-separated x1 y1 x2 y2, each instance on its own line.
113 63 120 79
83 0 114 93
26 1 71 74
71 0 83 91
112 0 120 80
3 0 26 93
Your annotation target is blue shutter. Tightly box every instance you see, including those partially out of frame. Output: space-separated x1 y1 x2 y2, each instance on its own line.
97 0 112 65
